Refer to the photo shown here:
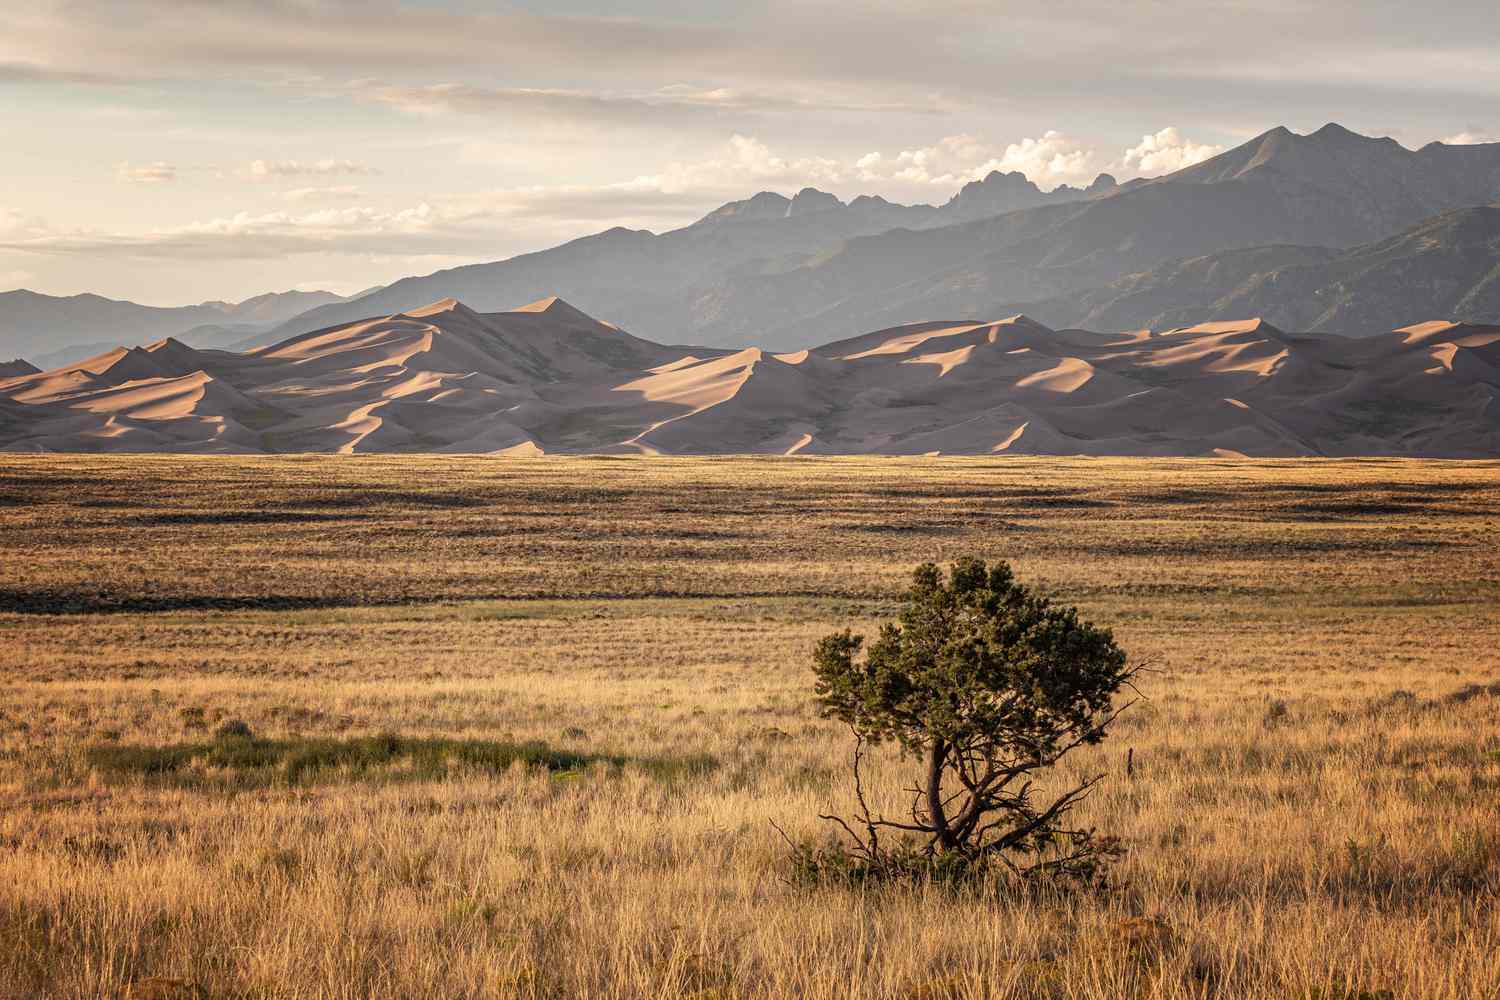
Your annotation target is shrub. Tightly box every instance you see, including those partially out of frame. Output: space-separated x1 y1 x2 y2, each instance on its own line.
804 557 1136 886
214 718 253 740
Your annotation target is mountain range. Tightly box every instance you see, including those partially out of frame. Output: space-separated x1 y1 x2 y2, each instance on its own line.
2 295 1496 456
0 288 359 368
252 123 1500 351
6 124 1499 363
1021 205 1500 335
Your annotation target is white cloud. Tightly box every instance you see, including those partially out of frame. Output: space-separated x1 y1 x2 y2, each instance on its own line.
650 134 845 192
281 185 364 202
1441 131 1497 145
115 161 176 183
0 136 846 264
856 132 1098 190
0 128 1240 270
246 159 378 180
1118 127 1224 176
856 134 995 186
988 131 1099 188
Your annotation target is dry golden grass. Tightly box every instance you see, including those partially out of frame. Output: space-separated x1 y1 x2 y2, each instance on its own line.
0 454 1497 999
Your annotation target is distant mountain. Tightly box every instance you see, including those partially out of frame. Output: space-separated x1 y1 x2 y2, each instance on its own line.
0 359 38 378
1021 205 1500 335
264 171 1119 344
3 296 1496 457
0 288 350 359
263 124 1500 350
690 127 1500 348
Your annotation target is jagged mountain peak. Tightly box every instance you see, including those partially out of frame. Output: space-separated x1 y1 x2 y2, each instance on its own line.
787 188 844 216
696 191 793 224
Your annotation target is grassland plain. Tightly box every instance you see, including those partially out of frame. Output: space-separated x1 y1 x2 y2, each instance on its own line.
0 454 1497 1000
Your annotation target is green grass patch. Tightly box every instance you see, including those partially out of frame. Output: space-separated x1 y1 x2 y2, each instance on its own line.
84 733 717 790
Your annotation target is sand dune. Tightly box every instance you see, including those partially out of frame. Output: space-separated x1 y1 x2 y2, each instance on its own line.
2 296 1497 456
1015 357 1095 393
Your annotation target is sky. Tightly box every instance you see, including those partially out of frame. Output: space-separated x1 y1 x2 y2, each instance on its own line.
1 0 1496 305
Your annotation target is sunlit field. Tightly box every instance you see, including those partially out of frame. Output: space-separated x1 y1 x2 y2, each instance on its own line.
1 455 1497 999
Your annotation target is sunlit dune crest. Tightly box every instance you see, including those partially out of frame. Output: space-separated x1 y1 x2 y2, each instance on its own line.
1015 357 1094 392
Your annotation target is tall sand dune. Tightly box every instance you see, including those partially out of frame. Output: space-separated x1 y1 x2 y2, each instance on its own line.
2 296 1497 456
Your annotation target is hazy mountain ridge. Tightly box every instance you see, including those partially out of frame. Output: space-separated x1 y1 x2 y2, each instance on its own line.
260 124 1500 350
0 288 351 360
2 296 1496 457
266 169 1120 347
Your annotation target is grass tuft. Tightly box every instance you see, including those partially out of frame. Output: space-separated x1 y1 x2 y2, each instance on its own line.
85 734 717 790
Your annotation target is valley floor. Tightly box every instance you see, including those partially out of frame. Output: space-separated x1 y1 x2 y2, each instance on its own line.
1 455 1497 998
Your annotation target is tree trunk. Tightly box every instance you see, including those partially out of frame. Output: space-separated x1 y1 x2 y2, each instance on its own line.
925 740 959 851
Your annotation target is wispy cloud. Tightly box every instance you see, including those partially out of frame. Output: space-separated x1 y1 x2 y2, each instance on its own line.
0 204 474 261
115 161 177 183
0 127 1243 268
346 80 942 127
0 59 120 84
246 159 379 180
281 185 364 202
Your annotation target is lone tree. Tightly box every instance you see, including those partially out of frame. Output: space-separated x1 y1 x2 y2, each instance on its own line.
810 556 1136 883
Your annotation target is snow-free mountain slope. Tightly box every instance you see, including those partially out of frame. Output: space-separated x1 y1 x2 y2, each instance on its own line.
0 288 351 360
261 125 1500 350
1023 205 1500 335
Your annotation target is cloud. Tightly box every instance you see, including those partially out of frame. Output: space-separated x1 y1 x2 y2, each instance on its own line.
115 161 176 183
0 60 120 84
649 135 845 193
988 132 1098 188
0 203 477 262
0 208 48 237
856 135 998 187
0 135 846 264
0 268 37 288
1441 131 1497 145
345 80 940 129
247 159 378 180
1119 127 1224 176
0 127 1248 271
281 185 364 202
856 132 1099 190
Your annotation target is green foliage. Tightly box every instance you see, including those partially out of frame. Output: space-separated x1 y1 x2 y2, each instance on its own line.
807 557 1134 883
813 558 1128 759
213 718 253 740
85 733 717 790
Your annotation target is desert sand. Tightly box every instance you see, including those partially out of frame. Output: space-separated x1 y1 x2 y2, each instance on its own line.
1 297 1496 456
